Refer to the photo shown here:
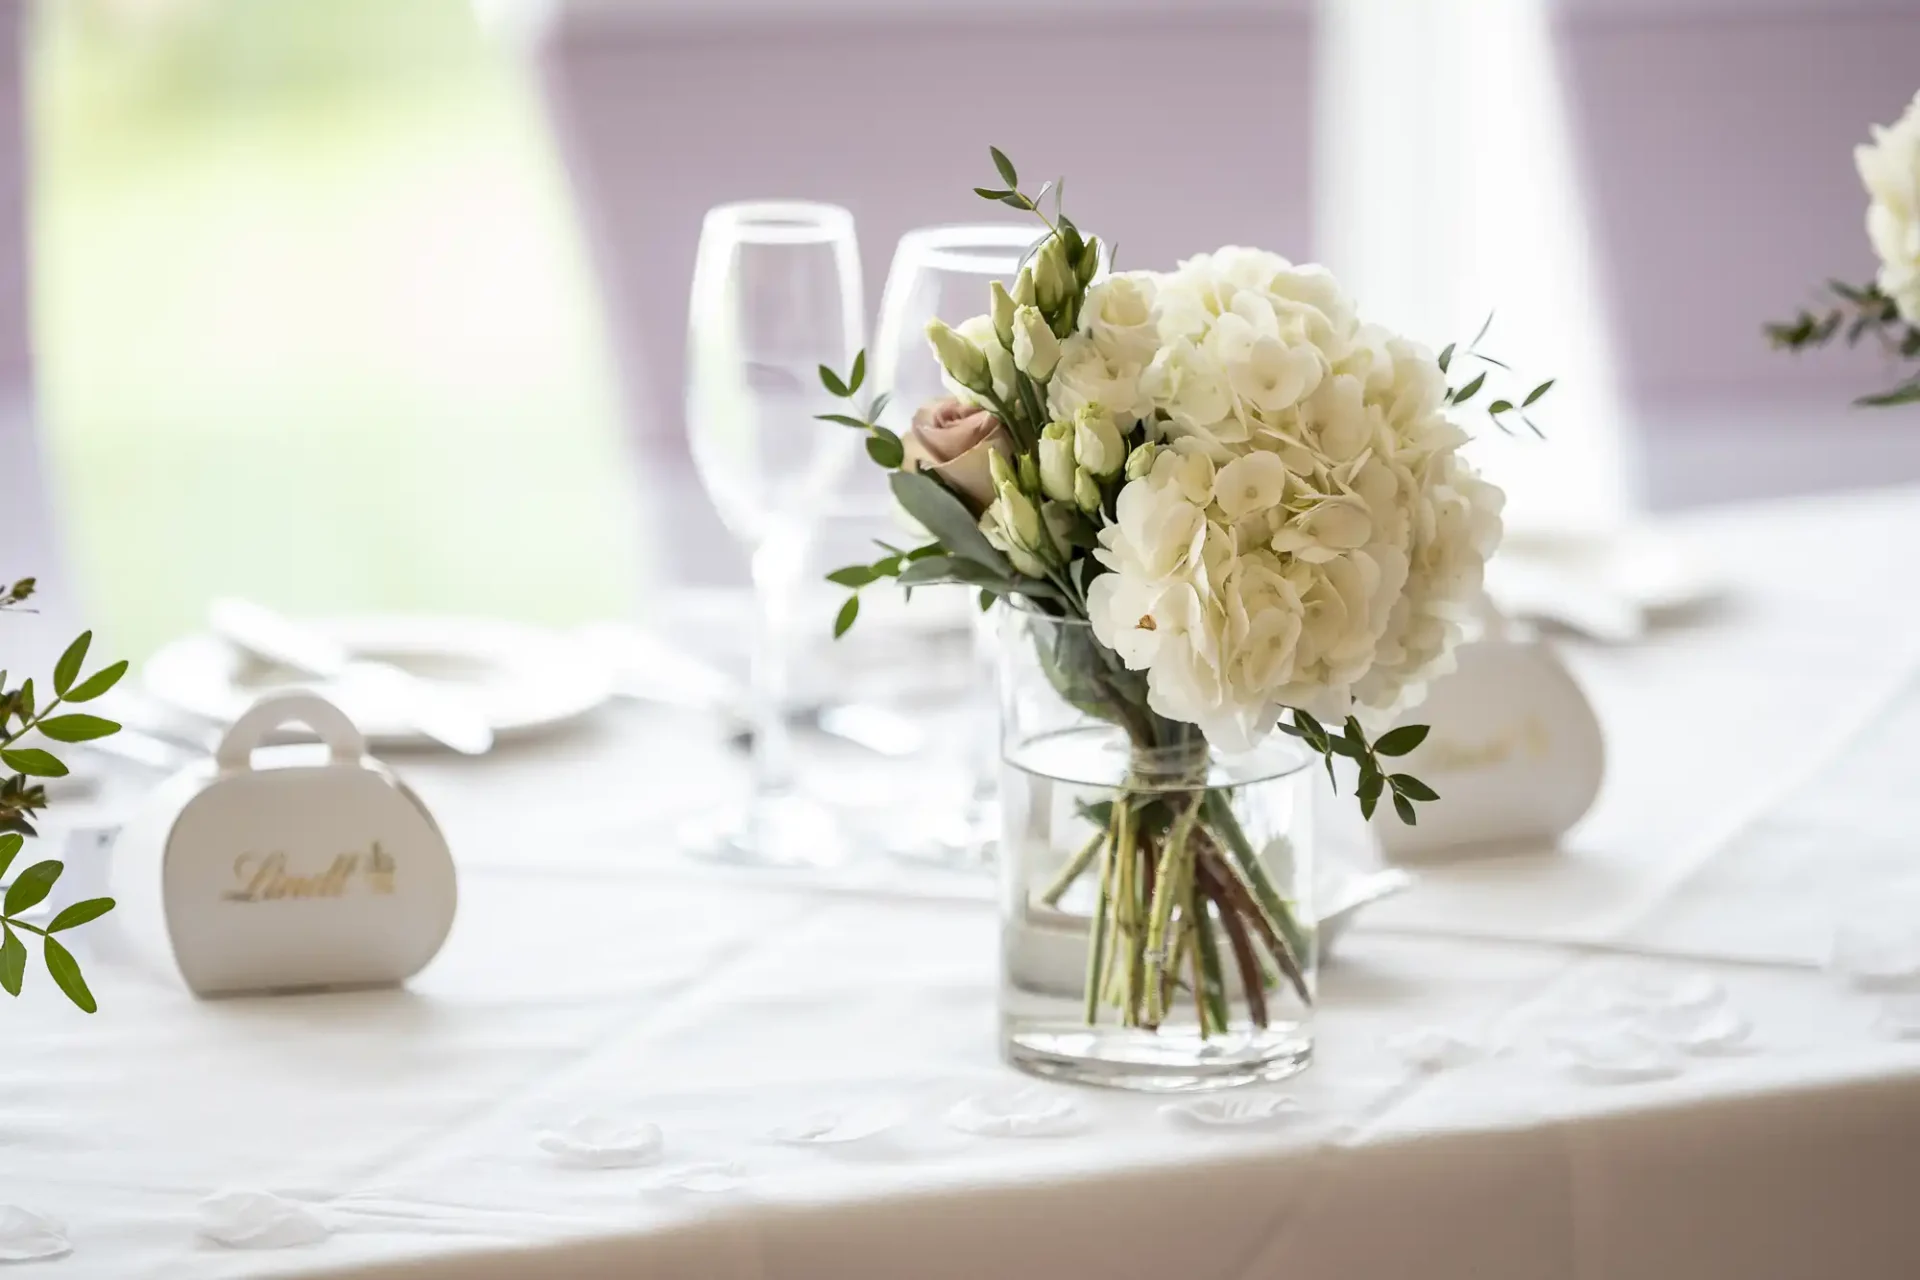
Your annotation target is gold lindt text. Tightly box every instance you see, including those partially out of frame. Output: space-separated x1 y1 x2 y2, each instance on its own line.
223 842 398 903
1418 716 1551 772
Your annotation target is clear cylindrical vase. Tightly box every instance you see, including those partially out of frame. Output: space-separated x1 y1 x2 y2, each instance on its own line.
995 604 1316 1092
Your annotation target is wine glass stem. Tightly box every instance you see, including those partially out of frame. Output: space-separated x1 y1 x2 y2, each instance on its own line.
747 526 806 803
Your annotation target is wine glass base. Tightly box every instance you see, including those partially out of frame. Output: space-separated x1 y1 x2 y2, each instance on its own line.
680 792 853 869
882 802 997 871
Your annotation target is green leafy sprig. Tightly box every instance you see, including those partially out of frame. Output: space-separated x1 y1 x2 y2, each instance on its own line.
1439 312 1555 438
0 582 126 1011
813 350 905 467
1766 279 1920 406
1280 710 1438 825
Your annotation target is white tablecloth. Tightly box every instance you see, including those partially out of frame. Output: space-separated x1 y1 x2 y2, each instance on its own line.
10 485 1920 1279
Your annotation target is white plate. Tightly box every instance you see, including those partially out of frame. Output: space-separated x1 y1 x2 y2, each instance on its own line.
144 616 614 750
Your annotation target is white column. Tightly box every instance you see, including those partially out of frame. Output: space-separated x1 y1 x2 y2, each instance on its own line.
1316 0 1637 538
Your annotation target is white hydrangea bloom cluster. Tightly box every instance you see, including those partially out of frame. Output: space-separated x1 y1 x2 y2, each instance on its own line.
1857 90 1920 326
1078 248 1504 749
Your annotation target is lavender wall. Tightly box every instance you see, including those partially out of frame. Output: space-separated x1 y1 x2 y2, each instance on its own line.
536 0 1920 515
1556 3 1920 414
537 7 1316 464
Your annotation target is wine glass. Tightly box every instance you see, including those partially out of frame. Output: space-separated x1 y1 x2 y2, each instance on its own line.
684 200 863 866
871 224 1040 868
873 223 1042 432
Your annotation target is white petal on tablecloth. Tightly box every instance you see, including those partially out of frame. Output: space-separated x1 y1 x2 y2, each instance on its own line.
0 1206 71 1263
535 1117 665 1169
1640 1003 1755 1056
1831 917 1920 990
767 1104 904 1146
197 1189 331 1249
1161 1094 1302 1130
946 1087 1089 1138
1546 1027 1686 1084
1384 1027 1487 1071
639 1162 747 1195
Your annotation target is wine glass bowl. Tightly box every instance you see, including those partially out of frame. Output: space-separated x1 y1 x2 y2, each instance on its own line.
683 200 864 866
687 201 864 545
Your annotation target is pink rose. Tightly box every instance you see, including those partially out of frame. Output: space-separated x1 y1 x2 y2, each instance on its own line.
902 397 1014 510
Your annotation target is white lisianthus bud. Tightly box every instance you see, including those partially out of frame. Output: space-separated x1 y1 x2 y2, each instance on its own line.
1034 236 1075 318
1073 466 1102 514
1074 235 1101 287
1012 304 1062 380
926 319 994 396
1012 265 1037 308
981 507 1048 579
1018 453 1041 494
990 281 1017 348
1124 440 1159 481
1038 420 1078 504
988 444 1019 495
1072 404 1126 478
993 483 1045 556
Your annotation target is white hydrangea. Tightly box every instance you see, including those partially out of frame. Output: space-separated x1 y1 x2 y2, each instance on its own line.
1858 91 1920 326
1084 249 1503 748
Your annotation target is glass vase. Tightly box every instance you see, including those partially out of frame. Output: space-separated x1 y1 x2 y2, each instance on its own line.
995 604 1316 1092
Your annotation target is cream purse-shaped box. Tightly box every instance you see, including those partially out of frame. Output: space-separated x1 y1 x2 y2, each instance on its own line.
110 693 456 996
1371 628 1605 861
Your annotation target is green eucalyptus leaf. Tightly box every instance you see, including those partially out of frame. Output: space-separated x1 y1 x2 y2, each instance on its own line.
47 897 114 932
832 595 860 639
848 350 866 394
64 661 127 703
0 926 22 997
1488 399 1514 415
4 859 62 915
865 431 905 469
0 748 66 778
1391 774 1439 802
1522 378 1555 407
42 935 94 1013
825 565 878 588
1437 342 1455 373
889 471 1011 574
35 714 120 744
53 631 90 698
815 412 870 430
1857 379 1920 407
1393 792 1417 825
1451 371 1486 405
978 588 995 612
818 364 850 398
990 145 1018 188
973 186 1011 201
1374 724 1430 757
0 833 21 879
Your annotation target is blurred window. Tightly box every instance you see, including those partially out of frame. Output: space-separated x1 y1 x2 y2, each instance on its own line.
32 0 638 656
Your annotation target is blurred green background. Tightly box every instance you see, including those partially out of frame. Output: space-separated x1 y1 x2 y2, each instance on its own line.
32 0 640 658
